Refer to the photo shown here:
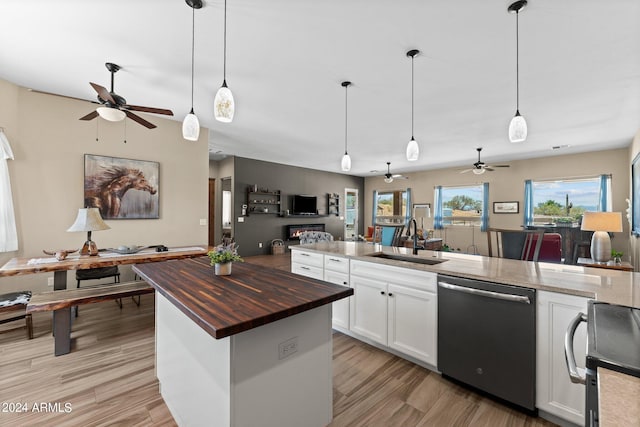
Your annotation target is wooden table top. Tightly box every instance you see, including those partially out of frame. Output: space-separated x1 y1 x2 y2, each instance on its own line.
133 257 353 340
0 246 208 277
577 257 634 272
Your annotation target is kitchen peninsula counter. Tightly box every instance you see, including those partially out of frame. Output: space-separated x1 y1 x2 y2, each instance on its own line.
133 256 352 427
293 241 640 309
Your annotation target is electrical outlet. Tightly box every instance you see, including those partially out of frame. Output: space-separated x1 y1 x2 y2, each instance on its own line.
238 217 245 223
199 218 207 226
258 242 263 248
47 277 54 287
278 337 298 360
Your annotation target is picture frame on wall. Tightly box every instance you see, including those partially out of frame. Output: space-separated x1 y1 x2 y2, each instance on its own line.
493 201 519 214
84 154 159 219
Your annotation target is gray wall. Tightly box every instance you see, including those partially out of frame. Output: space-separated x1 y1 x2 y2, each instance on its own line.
233 157 365 256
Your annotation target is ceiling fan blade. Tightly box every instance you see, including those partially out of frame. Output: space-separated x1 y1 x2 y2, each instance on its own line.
484 167 495 172
90 82 116 105
125 104 174 116
125 111 156 129
459 169 473 174
29 89 99 104
492 165 510 168
79 110 99 121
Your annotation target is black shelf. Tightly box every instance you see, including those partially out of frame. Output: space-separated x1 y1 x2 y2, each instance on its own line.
328 193 340 216
247 188 281 216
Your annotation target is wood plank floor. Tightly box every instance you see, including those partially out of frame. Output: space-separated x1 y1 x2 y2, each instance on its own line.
0 254 557 426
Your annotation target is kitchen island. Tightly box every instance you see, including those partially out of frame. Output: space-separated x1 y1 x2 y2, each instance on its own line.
133 256 352 427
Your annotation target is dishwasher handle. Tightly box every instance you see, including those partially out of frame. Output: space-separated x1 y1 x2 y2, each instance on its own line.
438 281 531 304
564 311 587 385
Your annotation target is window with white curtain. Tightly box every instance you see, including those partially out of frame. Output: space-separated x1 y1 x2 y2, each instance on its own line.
0 130 18 252
222 190 232 229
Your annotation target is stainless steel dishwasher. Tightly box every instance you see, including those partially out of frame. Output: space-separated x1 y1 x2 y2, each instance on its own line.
437 274 536 412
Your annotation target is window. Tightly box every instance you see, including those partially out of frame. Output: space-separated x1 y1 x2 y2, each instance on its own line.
372 189 411 225
434 183 488 231
526 176 608 225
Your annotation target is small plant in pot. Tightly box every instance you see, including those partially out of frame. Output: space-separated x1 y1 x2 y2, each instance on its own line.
611 250 623 265
207 238 243 275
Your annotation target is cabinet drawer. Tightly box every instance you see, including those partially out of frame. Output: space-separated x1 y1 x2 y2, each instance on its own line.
351 259 437 292
324 270 349 286
291 262 324 280
324 255 349 274
291 250 324 268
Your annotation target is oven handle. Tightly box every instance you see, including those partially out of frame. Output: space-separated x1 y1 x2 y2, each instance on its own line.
564 311 587 385
438 282 531 304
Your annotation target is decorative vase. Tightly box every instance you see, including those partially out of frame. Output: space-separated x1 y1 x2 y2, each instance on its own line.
214 262 232 276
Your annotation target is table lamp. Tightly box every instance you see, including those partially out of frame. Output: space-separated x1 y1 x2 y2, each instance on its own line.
580 211 623 263
67 208 110 256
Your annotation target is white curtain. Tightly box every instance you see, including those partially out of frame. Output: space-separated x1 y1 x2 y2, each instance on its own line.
0 130 18 252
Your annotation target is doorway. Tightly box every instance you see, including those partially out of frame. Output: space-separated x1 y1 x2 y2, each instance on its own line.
344 188 358 240
208 179 215 246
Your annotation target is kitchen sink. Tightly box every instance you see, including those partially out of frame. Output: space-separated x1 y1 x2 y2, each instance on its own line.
367 253 447 265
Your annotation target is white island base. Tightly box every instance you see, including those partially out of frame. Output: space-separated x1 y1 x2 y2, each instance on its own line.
156 293 333 427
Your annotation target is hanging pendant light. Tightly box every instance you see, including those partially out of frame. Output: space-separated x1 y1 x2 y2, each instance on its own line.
508 0 528 143
340 81 352 172
182 0 202 141
214 0 235 122
406 49 420 161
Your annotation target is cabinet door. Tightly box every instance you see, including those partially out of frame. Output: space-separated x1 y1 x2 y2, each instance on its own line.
537 290 588 425
349 275 387 345
324 269 350 330
388 283 437 365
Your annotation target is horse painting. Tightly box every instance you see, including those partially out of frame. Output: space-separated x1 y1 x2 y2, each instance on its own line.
84 163 159 219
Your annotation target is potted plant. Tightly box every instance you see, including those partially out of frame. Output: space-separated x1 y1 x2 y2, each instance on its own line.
207 239 244 275
611 250 623 265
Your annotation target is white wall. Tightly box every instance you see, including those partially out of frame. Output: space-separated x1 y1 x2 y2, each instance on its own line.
365 148 630 258
0 81 209 292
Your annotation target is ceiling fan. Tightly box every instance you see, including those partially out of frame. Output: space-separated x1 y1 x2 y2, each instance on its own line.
79 62 174 129
460 147 510 175
383 162 408 183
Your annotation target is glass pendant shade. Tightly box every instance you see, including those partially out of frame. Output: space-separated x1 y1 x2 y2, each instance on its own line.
341 153 351 172
508 111 527 143
214 83 235 123
182 110 200 141
406 137 419 161
97 107 126 122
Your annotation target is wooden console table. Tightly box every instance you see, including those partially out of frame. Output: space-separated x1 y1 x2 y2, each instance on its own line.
577 257 634 272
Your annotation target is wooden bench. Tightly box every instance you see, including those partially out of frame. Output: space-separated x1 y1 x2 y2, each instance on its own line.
27 281 154 356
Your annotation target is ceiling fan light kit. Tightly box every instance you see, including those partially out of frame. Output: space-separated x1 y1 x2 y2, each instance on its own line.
406 49 420 161
97 106 125 122
508 0 528 143
214 0 235 123
183 0 203 141
340 81 352 172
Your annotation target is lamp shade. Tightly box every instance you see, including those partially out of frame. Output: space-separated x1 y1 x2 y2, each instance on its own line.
472 168 486 175
182 111 200 141
406 137 419 161
580 212 623 232
508 112 527 143
67 208 110 233
96 107 126 122
341 153 351 172
214 84 235 123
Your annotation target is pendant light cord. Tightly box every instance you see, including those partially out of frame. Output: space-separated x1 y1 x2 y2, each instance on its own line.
223 0 227 83
344 83 348 154
515 10 519 112
411 53 415 139
190 4 195 111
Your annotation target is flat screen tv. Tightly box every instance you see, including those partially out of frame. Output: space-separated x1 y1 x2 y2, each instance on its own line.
292 195 317 215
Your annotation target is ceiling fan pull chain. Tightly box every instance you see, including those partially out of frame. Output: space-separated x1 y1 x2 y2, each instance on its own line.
123 118 127 144
96 119 99 142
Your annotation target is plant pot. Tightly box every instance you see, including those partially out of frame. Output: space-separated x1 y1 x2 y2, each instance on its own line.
214 262 232 276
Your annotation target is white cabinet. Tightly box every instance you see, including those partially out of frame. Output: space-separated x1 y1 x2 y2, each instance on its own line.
291 249 324 280
537 290 588 425
324 255 350 330
349 260 437 365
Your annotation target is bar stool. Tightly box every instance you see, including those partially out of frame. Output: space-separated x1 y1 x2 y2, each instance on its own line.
0 291 33 339
572 241 591 264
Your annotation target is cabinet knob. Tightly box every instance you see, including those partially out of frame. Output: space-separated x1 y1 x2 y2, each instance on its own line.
380 291 386 295
388 293 393 297
343 281 348 285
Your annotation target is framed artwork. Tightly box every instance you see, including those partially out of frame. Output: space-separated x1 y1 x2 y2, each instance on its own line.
632 153 640 236
493 201 519 214
84 154 159 219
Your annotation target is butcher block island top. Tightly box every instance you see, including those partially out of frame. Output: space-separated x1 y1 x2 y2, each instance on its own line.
133 256 353 339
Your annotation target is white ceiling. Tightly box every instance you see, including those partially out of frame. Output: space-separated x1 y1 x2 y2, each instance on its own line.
1 0 639 176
